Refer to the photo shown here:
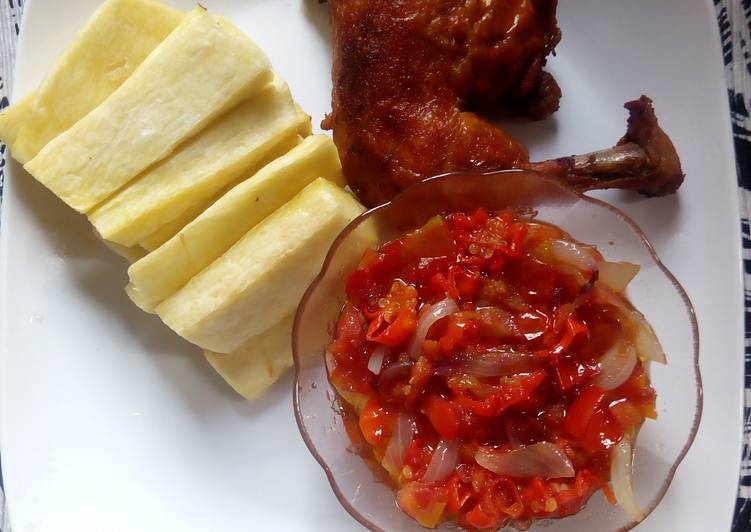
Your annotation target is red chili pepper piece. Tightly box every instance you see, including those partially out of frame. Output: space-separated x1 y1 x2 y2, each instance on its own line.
346 240 404 302
422 395 462 439
430 272 459 300
365 281 418 346
563 385 606 438
366 311 417 346
446 474 473 514
469 208 489 228
535 315 588 363
580 408 624 452
553 470 598 518
358 399 392 446
449 264 481 300
502 222 529 258
555 356 600 391
452 372 546 417
462 503 498 530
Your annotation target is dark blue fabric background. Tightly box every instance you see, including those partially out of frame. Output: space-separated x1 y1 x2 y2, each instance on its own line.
715 0 751 529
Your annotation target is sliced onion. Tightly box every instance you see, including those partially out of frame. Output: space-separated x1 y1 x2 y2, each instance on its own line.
550 239 599 272
368 345 387 375
378 359 414 385
422 439 459 482
593 341 638 390
504 417 522 449
383 414 415 472
435 349 544 378
409 297 458 356
475 442 575 478
557 263 588 287
633 314 667 364
611 435 645 522
598 261 640 292
338 390 369 413
596 287 667 364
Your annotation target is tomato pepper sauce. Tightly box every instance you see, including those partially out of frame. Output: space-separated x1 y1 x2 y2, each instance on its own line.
326 210 657 530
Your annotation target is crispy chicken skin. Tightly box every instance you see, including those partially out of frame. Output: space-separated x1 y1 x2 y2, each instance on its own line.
323 0 562 207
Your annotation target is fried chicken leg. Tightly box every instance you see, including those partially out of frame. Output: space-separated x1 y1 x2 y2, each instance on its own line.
324 0 561 207
324 0 683 206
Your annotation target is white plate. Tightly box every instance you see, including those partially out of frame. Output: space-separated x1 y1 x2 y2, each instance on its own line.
0 1 743 531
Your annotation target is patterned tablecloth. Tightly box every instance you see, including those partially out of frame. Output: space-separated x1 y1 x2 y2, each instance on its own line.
716 0 751 529
0 0 748 530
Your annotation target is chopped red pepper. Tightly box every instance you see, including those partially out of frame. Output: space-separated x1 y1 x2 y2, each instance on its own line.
446 474 473 514
555 356 600 391
451 372 546 417
422 395 462 439
553 470 598 517
463 503 498 530
536 314 588 363
429 272 459 300
366 311 417 346
492 477 525 519
346 240 404 303
564 385 606 438
437 319 470 355
449 264 481 300
469 208 490 228
365 281 418 346
580 408 624 452
520 477 555 515
503 222 529 258
358 399 392 446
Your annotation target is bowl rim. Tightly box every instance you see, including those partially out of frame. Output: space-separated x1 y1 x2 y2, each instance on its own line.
292 168 702 532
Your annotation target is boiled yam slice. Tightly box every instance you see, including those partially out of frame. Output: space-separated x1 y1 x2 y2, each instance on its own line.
138 203 210 252
204 315 294 400
90 81 306 248
93 227 146 262
134 123 311 251
25 7 272 212
9 0 183 163
156 178 365 353
125 283 157 314
127 135 344 308
101 240 147 263
0 93 35 148
295 104 313 137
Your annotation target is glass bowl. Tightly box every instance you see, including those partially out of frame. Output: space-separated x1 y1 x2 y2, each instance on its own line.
292 169 701 532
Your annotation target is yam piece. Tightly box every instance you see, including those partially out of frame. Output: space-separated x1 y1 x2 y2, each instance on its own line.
156 178 364 353
25 7 272 212
204 316 294 400
127 135 344 308
90 79 305 247
9 0 183 163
